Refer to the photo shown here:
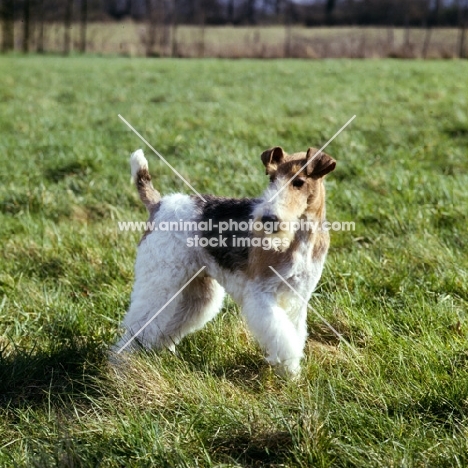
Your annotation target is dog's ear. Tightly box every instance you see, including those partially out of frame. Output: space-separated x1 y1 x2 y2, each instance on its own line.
305 148 336 178
261 147 285 175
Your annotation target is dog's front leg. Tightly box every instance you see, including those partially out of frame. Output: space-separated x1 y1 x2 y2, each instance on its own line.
241 289 304 376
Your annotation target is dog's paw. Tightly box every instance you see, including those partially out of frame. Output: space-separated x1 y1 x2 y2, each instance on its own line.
266 355 301 379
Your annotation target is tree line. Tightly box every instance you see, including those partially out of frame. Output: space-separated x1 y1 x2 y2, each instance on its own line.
1 0 467 55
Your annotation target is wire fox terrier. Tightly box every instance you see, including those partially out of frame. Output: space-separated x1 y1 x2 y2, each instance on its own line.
113 146 336 376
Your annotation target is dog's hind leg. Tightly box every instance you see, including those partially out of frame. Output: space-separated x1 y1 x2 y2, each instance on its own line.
112 273 224 354
111 254 193 353
162 276 225 349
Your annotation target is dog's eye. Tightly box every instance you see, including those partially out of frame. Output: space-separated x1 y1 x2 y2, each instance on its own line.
292 178 305 188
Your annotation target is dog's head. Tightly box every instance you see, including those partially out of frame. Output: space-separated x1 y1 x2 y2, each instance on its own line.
252 147 336 249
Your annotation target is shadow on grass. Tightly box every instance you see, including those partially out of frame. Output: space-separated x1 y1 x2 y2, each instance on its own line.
208 429 293 466
173 341 271 391
0 336 107 409
43 157 99 183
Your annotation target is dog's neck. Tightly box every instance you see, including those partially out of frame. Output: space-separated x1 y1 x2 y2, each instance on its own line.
305 179 327 221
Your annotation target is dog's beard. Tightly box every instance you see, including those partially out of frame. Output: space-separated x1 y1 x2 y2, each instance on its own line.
252 220 295 252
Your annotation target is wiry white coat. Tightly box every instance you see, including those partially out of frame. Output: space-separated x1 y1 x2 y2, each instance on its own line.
113 151 329 376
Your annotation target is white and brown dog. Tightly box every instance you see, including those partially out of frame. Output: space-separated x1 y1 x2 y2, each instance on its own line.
113 147 336 376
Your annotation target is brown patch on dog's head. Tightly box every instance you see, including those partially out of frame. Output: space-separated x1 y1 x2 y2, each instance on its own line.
261 146 286 175
263 147 336 222
250 147 335 263
304 148 336 178
261 146 335 179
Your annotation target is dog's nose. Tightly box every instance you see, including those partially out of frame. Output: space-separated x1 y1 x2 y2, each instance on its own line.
261 215 278 224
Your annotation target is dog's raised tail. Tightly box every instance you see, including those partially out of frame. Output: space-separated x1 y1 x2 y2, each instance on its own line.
130 149 161 211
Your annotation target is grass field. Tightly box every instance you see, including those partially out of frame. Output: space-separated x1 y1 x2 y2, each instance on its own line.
1 57 468 466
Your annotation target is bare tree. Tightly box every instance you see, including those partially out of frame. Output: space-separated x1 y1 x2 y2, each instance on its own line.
80 0 88 53
325 0 336 25
171 0 179 56
433 0 441 24
227 0 235 22
284 0 292 57
64 0 73 55
23 0 31 53
37 0 45 53
245 0 256 24
2 0 15 52
145 0 157 56
158 0 170 54
195 0 205 57
422 0 432 58
275 0 282 16
404 11 411 48
145 0 168 56
458 0 467 58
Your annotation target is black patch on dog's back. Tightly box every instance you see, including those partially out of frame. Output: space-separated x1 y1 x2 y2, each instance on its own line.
194 195 259 272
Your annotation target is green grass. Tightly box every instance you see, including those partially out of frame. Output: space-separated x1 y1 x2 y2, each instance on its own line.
1 56 468 467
